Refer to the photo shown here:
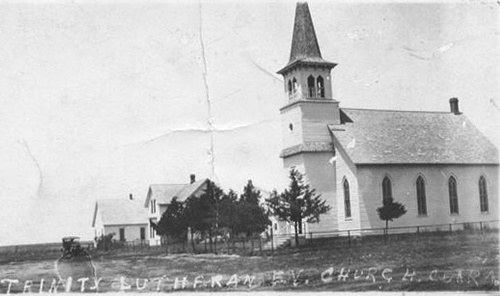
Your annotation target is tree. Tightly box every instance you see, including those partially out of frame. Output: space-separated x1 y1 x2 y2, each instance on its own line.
266 168 330 247
239 180 271 237
183 195 205 252
156 197 188 252
184 180 224 253
218 189 239 236
238 180 271 253
241 180 260 204
376 196 407 241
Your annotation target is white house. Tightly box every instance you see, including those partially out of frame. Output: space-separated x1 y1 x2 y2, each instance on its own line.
144 174 209 246
92 195 149 244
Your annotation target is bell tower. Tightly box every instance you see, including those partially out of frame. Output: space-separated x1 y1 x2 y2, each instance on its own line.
277 1 340 233
277 1 341 161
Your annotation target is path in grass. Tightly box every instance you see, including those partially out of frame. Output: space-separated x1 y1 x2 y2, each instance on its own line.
1 232 498 293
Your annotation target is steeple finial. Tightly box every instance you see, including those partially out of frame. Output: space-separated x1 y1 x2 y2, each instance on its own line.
289 1 322 63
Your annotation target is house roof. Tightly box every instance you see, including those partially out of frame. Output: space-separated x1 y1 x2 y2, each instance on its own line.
144 178 209 207
92 199 147 227
329 108 499 165
277 2 336 74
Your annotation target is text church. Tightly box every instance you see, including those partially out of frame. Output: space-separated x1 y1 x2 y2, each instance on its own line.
277 2 498 234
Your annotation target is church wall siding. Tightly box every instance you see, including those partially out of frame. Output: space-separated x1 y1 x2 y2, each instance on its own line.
283 152 338 233
281 107 304 149
303 153 338 233
356 164 499 230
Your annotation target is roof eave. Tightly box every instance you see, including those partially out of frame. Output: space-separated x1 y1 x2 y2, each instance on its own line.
144 187 152 208
91 202 98 228
354 162 500 166
277 60 337 75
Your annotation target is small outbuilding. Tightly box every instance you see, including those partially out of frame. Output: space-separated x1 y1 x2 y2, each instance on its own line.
92 196 148 244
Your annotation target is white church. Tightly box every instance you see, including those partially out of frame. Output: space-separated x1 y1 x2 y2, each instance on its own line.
277 2 498 234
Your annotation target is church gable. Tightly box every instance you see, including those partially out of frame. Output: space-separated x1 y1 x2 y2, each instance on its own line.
329 108 499 165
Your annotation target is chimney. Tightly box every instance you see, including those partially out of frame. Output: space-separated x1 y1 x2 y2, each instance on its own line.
190 174 196 184
129 193 133 200
449 97 460 115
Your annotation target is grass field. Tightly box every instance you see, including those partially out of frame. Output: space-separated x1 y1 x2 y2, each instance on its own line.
1 232 498 293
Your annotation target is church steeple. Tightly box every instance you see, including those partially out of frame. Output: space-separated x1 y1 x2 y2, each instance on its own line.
277 1 341 159
277 2 340 234
277 2 336 101
288 1 323 63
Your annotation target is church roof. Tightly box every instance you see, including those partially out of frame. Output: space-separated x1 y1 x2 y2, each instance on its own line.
329 108 499 165
277 2 336 74
144 178 209 207
93 199 147 227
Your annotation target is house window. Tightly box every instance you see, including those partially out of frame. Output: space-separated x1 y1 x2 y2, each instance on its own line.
416 176 427 216
151 199 156 214
479 176 489 213
343 178 351 218
140 227 146 240
317 76 325 98
307 75 315 97
287 80 292 94
382 177 392 203
448 176 459 215
119 228 125 241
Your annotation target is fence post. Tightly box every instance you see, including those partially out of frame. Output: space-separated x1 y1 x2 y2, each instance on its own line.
479 221 483 234
449 224 452 233
348 230 351 247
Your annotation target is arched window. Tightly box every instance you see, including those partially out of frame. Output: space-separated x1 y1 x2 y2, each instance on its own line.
287 80 292 94
416 176 427 216
343 178 351 218
317 76 325 98
292 78 298 93
448 176 459 215
382 177 392 204
307 75 315 98
479 176 489 213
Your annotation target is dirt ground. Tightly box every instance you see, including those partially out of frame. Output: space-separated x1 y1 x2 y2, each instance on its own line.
1 232 498 293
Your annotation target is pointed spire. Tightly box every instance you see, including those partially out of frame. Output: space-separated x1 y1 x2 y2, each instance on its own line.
277 2 336 75
289 1 322 62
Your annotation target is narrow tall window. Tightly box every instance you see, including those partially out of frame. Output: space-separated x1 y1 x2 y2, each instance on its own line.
382 177 392 204
287 80 292 94
479 176 489 213
119 228 125 241
292 78 298 92
343 178 351 218
416 176 427 216
151 200 156 214
448 176 459 214
317 76 325 98
307 75 315 98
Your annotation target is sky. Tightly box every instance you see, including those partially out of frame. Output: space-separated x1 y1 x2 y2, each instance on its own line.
0 0 498 246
